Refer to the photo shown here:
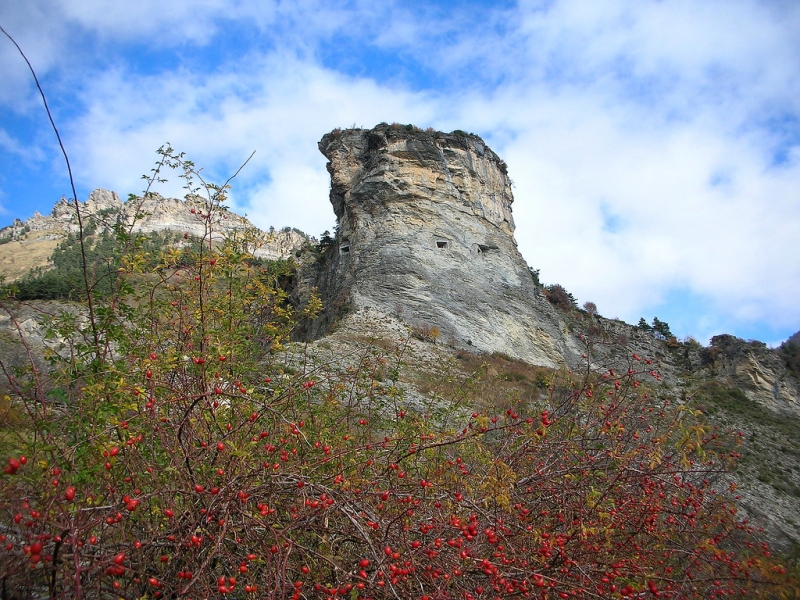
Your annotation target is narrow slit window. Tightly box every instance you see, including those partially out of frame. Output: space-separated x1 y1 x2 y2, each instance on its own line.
436 240 448 249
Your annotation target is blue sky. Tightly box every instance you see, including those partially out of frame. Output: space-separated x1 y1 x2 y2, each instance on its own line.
1 0 799 346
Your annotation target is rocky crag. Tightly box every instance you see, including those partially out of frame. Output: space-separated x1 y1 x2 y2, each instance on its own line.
296 124 588 369
294 124 797 396
293 124 800 409
0 189 308 281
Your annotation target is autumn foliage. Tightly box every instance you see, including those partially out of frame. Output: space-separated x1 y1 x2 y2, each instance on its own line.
0 150 794 599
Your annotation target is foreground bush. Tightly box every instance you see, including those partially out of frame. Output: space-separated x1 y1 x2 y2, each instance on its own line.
0 151 794 599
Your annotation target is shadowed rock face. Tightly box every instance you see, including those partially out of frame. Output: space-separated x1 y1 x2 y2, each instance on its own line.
312 124 583 368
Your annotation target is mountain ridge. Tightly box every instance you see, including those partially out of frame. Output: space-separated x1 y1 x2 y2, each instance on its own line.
0 188 310 282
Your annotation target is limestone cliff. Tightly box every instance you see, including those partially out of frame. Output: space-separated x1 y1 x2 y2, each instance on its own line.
298 124 585 368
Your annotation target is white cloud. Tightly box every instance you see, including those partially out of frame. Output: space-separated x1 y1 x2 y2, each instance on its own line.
65 53 438 237
501 104 800 336
57 0 252 42
0 6 67 108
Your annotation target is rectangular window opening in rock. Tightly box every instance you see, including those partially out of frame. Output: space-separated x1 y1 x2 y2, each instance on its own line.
436 240 448 249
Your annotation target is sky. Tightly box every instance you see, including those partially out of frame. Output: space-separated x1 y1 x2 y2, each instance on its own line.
1 0 799 347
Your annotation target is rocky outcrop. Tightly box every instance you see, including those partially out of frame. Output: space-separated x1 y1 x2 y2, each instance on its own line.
702 335 800 416
296 124 588 368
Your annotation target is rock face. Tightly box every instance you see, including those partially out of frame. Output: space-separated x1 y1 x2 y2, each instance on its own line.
295 122 800 556
302 124 584 368
704 335 800 416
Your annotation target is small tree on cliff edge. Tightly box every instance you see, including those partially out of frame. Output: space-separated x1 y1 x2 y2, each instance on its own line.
0 151 794 598
544 283 578 311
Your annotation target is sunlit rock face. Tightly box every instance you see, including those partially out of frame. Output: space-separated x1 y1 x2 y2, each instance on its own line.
306 123 583 368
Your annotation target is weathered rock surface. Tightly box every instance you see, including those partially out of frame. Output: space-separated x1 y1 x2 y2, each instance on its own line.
701 335 800 416
297 125 800 391
298 124 586 369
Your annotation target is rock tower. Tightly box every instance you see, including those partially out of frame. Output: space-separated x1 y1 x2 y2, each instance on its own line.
301 124 583 368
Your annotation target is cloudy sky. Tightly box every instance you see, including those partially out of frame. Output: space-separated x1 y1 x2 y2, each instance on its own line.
1 0 799 346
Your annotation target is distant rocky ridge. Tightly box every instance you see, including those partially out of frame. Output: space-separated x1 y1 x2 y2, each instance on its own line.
0 189 309 281
700 335 800 416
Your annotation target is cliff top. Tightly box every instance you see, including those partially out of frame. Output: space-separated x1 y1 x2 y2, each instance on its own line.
319 123 509 173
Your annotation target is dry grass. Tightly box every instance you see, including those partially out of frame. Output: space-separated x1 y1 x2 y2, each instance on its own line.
402 346 560 417
0 230 62 281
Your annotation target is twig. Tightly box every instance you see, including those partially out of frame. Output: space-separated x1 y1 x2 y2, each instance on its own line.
0 25 100 358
